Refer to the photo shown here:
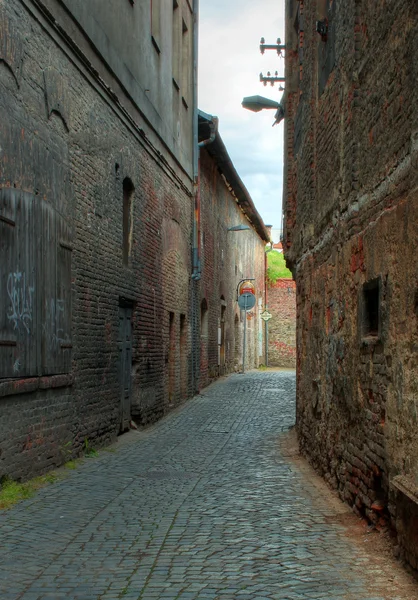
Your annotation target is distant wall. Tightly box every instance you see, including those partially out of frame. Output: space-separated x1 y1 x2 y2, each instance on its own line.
267 279 296 368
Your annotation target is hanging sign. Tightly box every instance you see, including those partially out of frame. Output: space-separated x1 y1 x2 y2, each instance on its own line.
238 292 256 311
239 280 255 296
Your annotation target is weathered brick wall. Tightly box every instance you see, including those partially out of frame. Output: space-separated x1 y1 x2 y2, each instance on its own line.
0 0 194 480
198 149 266 389
283 0 418 570
267 279 296 368
0 0 267 483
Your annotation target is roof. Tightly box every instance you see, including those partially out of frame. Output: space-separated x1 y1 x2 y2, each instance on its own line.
198 110 270 243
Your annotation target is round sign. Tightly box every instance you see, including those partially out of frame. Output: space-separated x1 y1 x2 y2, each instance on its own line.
238 292 256 311
239 280 255 296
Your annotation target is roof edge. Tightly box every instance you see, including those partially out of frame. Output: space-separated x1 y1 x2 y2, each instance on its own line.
198 110 270 243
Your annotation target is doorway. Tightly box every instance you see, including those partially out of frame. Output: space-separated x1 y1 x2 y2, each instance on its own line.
118 301 133 432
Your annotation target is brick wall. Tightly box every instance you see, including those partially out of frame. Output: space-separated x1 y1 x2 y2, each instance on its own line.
0 0 194 480
0 0 267 482
267 279 296 368
198 149 266 388
283 0 418 570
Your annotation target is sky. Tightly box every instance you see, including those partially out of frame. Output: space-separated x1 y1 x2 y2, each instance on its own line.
198 0 286 233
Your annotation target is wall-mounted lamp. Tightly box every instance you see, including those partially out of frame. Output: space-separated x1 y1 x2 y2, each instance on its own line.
227 224 250 232
242 95 285 127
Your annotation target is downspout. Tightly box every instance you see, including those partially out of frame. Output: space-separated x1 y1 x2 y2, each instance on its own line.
191 0 199 396
192 0 200 281
192 115 218 282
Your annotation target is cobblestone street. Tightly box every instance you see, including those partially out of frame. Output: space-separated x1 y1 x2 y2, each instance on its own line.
1 371 416 600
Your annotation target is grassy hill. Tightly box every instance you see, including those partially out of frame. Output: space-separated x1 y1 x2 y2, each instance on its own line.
266 250 293 283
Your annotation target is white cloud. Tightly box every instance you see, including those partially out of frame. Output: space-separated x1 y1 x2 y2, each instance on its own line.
199 0 286 229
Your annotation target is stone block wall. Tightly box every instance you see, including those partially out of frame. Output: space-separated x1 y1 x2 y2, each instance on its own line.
267 279 296 368
283 0 418 570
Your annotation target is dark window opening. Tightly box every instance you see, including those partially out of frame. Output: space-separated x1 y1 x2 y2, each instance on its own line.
318 0 336 96
123 178 134 266
363 279 380 337
201 299 208 338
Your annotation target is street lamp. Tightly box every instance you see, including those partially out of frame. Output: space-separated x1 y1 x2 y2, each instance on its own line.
242 95 285 127
227 224 250 232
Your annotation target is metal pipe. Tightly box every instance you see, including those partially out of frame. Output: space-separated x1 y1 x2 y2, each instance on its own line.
264 250 269 367
198 117 218 148
191 0 199 396
191 0 200 280
242 301 247 374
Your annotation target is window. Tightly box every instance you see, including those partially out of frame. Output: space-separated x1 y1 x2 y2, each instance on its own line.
172 0 180 89
151 0 161 53
317 0 337 96
123 178 134 266
181 12 192 108
201 299 208 338
362 278 380 337
0 188 72 378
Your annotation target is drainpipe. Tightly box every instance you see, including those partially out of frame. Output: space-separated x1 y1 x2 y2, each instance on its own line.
191 0 199 396
192 116 218 281
191 0 200 282
265 249 269 367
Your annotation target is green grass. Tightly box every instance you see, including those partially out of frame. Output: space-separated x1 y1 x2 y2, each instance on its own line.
64 460 79 470
0 439 103 511
83 438 99 458
0 473 61 510
266 250 292 283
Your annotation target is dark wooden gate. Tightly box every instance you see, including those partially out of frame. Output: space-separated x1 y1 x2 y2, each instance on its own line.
118 304 132 432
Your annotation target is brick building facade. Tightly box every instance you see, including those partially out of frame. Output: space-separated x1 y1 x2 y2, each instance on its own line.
267 279 296 369
283 0 418 570
0 1 268 481
198 112 268 387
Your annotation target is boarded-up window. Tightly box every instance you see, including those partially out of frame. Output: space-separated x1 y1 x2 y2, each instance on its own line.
0 188 72 378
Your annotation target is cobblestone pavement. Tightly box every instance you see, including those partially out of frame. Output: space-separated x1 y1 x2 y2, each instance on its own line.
1 371 417 600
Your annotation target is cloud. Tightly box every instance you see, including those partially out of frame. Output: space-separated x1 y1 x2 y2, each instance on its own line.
199 0 286 228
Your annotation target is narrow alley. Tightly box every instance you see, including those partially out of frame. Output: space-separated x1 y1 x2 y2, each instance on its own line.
0 371 416 600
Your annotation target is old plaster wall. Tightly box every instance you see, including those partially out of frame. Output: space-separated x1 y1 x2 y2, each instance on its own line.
283 0 418 569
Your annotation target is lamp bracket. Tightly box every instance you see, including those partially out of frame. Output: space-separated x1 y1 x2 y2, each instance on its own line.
260 71 285 87
260 37 285 57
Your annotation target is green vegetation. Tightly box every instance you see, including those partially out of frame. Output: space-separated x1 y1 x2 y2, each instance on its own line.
64 460 79 470
266 250 292 283
0 473 61 510
0 439 103 511
83 438 99 458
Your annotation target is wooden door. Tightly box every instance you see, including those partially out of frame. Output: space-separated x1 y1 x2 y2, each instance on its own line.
118 305 132 432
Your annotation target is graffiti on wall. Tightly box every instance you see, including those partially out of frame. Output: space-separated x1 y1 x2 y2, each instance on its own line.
7 272 35 333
